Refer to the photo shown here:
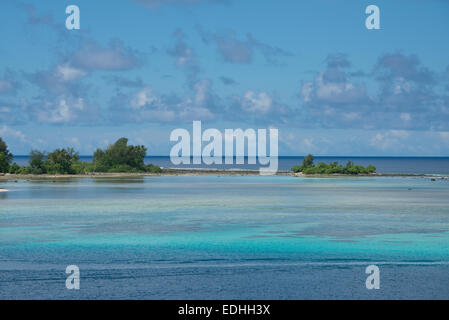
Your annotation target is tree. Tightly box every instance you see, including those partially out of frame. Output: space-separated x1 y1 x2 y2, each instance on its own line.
9 163 20 174
291 154 376 175
0 153 9 173
93 138 147 172
291 154 315 173
302 154 314 168
0 138 13 173
45 148 79 174
29 150 46 174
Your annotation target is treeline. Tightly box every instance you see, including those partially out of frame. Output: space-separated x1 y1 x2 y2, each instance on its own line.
292 154 376 175
0 137 162 175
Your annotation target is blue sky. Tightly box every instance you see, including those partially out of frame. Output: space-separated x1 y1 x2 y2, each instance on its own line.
1 0 449 156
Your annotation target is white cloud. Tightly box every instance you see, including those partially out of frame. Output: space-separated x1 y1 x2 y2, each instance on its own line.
0 125 26 142
71 40 141 71
37 98 85 123
301 82 313 103
305 72 367 104
193 79 210 106
370 130 409 150
393 77 412 94
241 91 272 114
126 80 216 122
57 64 87 81
130 87 160 109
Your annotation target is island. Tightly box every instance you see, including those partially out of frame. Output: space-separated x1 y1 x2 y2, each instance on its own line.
291 154 376 175
0 137 162 176
0 138 436 180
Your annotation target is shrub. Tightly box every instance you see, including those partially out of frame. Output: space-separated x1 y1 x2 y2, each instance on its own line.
29 150 46 173
291 155 376 175
0 138 13 173
291 154 315 173
71 161 96 174
45 148 79 174
18 166 32 175
8 163 21 174
0 153 9 173
146 164 163 173
107 164 137 173
93 138 157 173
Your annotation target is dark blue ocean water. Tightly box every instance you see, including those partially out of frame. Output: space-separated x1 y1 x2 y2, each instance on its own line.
11 155 449 174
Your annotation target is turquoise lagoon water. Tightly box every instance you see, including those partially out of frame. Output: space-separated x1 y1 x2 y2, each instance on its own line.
1 175 449 299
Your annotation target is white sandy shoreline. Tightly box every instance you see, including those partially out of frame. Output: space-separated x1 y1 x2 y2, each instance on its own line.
0 189 8 192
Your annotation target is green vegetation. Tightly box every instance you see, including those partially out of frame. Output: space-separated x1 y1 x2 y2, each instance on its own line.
92 138 161 173
45 148 79 174
93 138 147 172
29 150 46 174
8 163 21 174
0 137 162 175
0 138 13 173
292 154 376 175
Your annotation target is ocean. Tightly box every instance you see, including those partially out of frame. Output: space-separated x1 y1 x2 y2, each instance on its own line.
10 155 449 174
1 175 449 299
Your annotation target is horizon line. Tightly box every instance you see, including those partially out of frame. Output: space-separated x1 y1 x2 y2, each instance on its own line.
11 155 449 158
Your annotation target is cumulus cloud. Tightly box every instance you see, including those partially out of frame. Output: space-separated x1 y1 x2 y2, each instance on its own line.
167 29 200 79
36 97 86 124
374 53 437 112
26 63 98 124
299 54 372 128
198 27 291 64
0 98 28 125
300 53 449 131
373 53 449 131
109 78 217 123
130 87 158 109
225 90 290 125
370 130 410 151
21 36 144 125
70 39 142 71
304 73 368 104
303 54 368 104
0 125 26 142
374 53 435 85
28 63 88 97
56 64 88 82
241 91 272 114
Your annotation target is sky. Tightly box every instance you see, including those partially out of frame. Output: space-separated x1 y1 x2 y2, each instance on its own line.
0 0 449 156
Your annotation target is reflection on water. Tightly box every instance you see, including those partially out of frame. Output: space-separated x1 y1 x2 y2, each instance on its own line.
91 177 146 184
